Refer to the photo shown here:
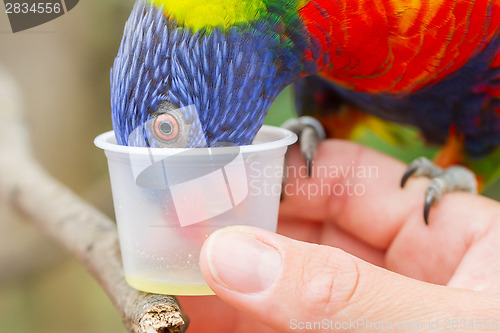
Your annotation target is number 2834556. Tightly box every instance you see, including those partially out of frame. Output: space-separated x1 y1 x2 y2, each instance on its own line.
5 2 62 14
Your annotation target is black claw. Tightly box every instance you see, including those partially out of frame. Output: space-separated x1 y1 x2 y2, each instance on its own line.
423 193 436 225
303 150 313 178
306 158 312 178
401 165 418 188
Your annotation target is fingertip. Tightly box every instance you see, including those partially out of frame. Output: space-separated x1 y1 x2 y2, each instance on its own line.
200 226 284 294
200 226 493 333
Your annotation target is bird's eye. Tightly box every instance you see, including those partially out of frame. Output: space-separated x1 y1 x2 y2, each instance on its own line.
154 113 179 141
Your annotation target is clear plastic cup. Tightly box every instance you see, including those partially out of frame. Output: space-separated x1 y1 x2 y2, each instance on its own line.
94 125 297 295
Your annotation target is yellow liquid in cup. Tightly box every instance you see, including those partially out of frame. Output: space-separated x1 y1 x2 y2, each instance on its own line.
126 276 215 295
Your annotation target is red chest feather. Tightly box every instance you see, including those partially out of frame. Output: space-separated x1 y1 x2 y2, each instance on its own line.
298 0 500 94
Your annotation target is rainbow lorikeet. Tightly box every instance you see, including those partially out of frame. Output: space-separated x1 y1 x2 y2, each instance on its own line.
111 0 500 224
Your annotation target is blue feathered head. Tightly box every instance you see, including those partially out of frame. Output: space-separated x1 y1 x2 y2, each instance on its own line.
110 0 308 147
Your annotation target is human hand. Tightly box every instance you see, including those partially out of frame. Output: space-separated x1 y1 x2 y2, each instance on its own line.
178 140 500 332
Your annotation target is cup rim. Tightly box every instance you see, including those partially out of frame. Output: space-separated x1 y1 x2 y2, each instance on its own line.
94 125 297 155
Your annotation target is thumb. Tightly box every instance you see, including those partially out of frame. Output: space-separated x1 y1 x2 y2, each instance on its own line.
200 226 499 332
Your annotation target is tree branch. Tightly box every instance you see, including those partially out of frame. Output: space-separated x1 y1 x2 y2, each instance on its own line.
0 66 188 333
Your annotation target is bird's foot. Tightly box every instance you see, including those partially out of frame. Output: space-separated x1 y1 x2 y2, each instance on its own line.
281 116 326 178
400 157 477 225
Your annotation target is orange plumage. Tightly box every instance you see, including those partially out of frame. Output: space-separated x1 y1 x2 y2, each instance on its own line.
299 0 500 94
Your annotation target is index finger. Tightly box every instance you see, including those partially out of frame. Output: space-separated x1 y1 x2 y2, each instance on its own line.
279 140 496 252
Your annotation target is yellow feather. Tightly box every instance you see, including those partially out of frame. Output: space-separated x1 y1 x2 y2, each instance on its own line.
149 0 266 31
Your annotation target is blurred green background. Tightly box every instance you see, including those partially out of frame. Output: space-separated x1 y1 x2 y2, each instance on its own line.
0 1 499 332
